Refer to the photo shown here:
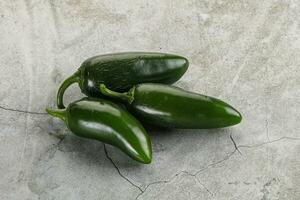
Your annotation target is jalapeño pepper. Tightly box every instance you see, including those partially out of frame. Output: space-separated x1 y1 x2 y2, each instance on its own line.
46 98 152 164
57 52 188 108
99 84 242 129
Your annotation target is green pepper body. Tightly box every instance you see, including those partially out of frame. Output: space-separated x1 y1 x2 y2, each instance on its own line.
100 84 242 129
57 52 188 108
46 98 152 164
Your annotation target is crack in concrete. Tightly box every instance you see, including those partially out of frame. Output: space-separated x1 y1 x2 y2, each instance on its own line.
104 135 300 199
230 134 242 155
0 105 47 115
194 177 214 197
101 143 219 200
103 144 143 193
135 180 169 200
238 136 300 149
135 172 185 199
133 136 300 199
135 150 237 199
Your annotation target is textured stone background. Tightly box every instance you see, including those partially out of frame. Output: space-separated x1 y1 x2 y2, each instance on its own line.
0 0 300 199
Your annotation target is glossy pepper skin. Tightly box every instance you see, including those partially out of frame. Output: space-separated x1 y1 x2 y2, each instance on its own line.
57 52 189 108
99 84 242 129
46 98 152 164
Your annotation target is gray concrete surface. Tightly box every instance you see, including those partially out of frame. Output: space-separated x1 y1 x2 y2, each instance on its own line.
0 0 299 199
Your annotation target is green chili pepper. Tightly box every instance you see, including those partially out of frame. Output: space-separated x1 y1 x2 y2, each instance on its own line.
57 52 189 108
99 84 242 129
46 98 152 164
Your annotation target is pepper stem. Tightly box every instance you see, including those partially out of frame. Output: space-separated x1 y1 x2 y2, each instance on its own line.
57 71 81 109
99 84 134 104
46 108 67 123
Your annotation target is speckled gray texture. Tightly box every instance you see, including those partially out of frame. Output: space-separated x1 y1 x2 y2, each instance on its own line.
0 0 300 199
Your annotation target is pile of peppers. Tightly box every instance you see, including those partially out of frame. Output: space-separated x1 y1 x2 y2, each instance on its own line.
47 52 242 164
